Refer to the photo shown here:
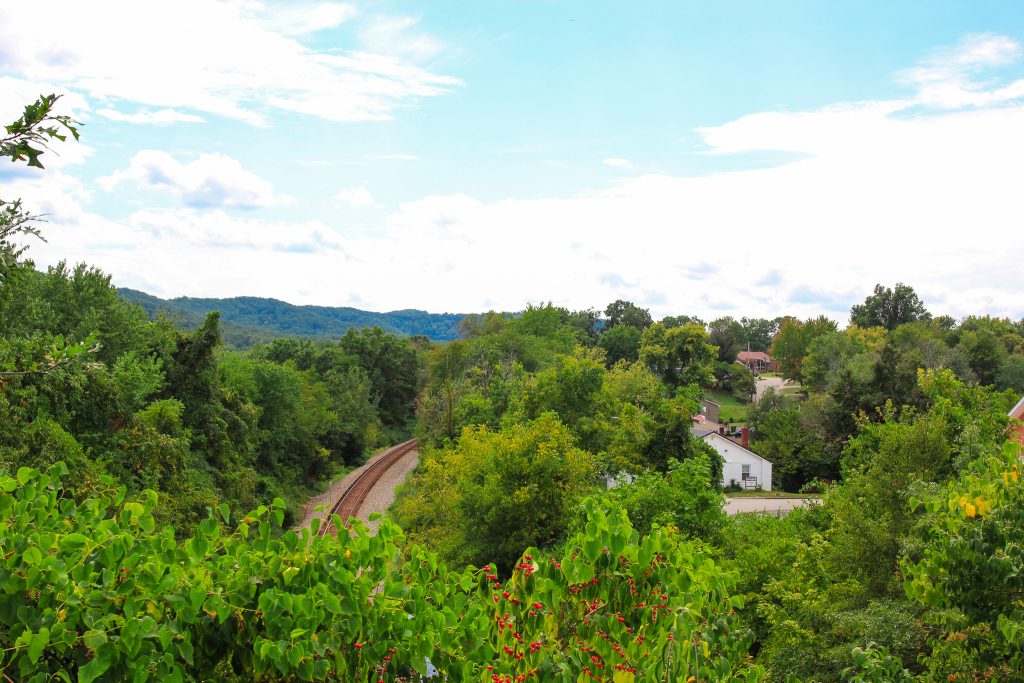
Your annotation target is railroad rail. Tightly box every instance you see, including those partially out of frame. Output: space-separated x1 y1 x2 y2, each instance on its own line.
317 439 418 536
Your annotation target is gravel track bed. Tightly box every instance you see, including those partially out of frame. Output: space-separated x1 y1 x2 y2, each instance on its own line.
295 446 394 532
357 448 419 533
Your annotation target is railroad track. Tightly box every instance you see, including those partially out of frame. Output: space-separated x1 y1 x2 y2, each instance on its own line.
317 439 418 536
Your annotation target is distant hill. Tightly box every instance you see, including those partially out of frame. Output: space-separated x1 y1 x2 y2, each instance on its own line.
118 288 467 346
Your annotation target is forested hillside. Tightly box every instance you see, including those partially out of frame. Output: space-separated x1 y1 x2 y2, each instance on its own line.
119 288 466 346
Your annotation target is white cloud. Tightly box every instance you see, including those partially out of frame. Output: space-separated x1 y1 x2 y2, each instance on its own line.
0 1 460 126
899 33 1024 108
99 151 291 209
336 186 377 207
262 2 358 36
359 15 446 62
7 33 1024 323
603 158 634 169
97 108 204 125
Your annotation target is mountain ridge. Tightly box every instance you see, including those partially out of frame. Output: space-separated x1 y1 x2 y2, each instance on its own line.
117 288 467 346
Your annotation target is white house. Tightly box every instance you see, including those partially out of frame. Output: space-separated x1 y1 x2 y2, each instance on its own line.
692 428 773 491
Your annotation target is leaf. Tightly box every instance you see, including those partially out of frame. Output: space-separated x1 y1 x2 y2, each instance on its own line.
28 627 49 664
59 533 88 553
22 546 42 565
78 653 112 683
17 466 33 485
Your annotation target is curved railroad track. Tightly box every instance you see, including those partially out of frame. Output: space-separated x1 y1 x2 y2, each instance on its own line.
317 439 418 536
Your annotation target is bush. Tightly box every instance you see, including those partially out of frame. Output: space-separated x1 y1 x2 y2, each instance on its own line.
0 463 766 682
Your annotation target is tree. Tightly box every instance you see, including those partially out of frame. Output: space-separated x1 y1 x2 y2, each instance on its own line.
741 317 781 353
558 307 602 345
708 316 745 362
996 354 1024 393
2 94 79 291
339 327 419 430
661 314 705 329
850 283 930 330
603 299 652 330
957 329 1007 386
769 316 838 382
575 455 726 541
638 322 716 388
397 414 598 572
597 323 641 365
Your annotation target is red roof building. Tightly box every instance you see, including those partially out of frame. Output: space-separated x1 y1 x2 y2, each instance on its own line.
737 351 776 373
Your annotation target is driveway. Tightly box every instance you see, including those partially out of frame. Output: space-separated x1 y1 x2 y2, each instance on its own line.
754 376 796 402
724 497 817 516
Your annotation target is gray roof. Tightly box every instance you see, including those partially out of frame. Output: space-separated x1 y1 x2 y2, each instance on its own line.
690 428 716 439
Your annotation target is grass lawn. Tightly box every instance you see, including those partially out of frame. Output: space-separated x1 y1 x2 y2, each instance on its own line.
758 371 782 378
725 491 822 499
706 390 750 424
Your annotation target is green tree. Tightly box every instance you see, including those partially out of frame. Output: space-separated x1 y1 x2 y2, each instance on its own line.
638 322 716 388
708 316 745 362
603 299 652 329
996 354 1024 393
957 328 1007 386
661 314 705 328
575 455 726 542
339 326 419 430
398 414 599 572
597 323 642 365
850 283 930 330
904 443 1024 679
769 316 838 382
741 317 781 353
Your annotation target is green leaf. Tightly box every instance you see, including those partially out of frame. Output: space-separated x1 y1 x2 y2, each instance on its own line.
59 533 88 553
28 627 49 664
78 654 112 683
17 466 33 485
22 546 42 565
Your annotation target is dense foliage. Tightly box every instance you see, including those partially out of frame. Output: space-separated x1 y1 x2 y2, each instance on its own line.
1 463 764 682
0 98 420 533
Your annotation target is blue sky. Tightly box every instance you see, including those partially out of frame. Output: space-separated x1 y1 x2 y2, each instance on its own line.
2 1 1024 320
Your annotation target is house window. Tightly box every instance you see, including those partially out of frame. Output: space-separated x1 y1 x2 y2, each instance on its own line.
741 465 751 481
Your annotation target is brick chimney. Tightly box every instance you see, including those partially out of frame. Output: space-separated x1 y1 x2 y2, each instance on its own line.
741 427 749 449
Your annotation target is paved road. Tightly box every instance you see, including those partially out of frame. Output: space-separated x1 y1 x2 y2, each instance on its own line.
725 497 816 515
754 377 798 402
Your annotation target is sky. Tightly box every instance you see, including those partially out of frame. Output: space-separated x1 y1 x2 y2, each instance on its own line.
2 0 1024 322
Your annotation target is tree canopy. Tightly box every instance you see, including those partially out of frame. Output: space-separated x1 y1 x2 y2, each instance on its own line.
850 283 931 330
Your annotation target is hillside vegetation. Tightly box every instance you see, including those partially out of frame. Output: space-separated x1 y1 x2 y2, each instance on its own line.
119 287 467 346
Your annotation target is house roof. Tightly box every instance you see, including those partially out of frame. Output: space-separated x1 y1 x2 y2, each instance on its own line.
1010 395 1024 420
692 430 773 464
737 351 772 363
701 398 720 407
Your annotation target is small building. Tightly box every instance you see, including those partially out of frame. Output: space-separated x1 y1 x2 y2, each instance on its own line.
692 427 773 491
1009 395 1024 446
737 351 775 374
699 399 720 425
